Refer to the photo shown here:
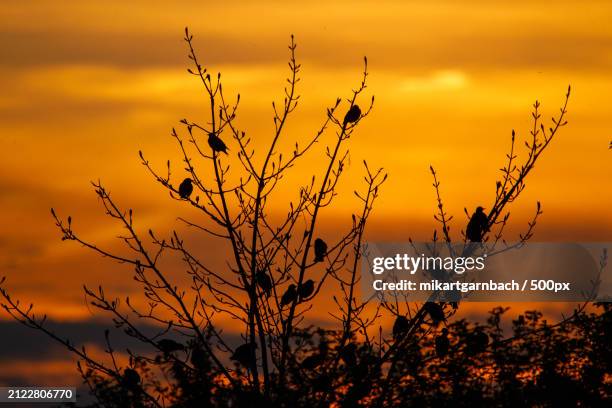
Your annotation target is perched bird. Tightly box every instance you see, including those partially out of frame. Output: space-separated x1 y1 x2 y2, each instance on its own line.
256 269 272 297
314 238 328 263
392 315 410 341
208 132 228 154
301 353 325 370
466 206 489 242
122 368 141 389
424 302 446 326
435 328 450 358
466 329 489 355
339 342 358 367
343 104 362 125
190 345 209 371
475 330 489 350
231 342 257 368
302 341 328 369
298 279 315 301
158 339 185 354
178 178 193 199
280 284 297 308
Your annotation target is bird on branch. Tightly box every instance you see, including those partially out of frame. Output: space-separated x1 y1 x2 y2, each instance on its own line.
208 132 228 154
392 315 410 341
435 328 450 358
343 104 361 125
280 284 297 308
190 344 210 371
256 269 273 297
314 238 328 263
158 339 185 354
424 302 446 327
339 342 358 367
465 328 489 356
298 279 315 301
178 178 193 199
122 368 141 390
231 342 257 368
466 206 489 242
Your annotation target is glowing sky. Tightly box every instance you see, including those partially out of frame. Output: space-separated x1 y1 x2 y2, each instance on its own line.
0 0 611 385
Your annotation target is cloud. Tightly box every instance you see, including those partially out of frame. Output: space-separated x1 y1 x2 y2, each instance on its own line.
0 317 244 388
0 319 150 361
0 317 240 360
2 1 612 72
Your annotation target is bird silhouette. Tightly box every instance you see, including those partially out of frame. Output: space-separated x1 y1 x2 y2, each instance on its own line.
298 279 315 301
466 329 489 355
343 104 361 125
178 178 193 199
301 342 328 371
424 302 446 326
280 284 297 308
231 342 257 368
122 368 141 389
466 206 489 242
158 339 185 354
339 342 358 367
301 353 325 370
190 344 209 371
392 315 410 341
314 238 328 263
435 328 450 358
208 132 228 154
256 269 272 297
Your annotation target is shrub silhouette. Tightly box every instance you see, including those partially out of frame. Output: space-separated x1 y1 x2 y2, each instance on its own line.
1 28 609 407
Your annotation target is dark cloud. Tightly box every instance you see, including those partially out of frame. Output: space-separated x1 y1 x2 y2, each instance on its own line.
0 317 248 361
0 317 245 389
0 319 153 362
0 30 281 69
2 28 612 72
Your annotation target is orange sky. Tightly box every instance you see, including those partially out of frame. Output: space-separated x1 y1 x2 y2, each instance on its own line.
0 0 611 386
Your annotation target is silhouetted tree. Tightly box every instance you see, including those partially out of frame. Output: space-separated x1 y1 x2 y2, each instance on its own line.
1 28 608 408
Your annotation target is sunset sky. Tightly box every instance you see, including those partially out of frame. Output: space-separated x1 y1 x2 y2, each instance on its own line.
0 1 611 386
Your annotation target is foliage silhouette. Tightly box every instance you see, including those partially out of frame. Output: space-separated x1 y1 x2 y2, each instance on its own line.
1 28 609 407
